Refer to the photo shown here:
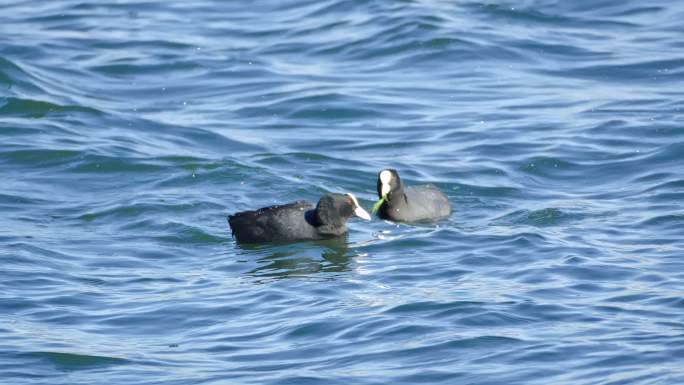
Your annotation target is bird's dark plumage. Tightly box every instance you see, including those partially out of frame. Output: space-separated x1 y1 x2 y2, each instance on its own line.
228 193 370 243
375 169 452 222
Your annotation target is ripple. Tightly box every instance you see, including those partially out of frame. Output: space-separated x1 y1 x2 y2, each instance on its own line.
493 208 582 227
543 58 684 83
0 56 44 93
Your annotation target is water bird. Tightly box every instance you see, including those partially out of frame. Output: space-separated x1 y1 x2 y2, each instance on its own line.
373 169 452 222
229 193 371 243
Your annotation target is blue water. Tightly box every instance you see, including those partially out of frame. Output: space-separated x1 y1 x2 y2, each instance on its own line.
2 1 684 384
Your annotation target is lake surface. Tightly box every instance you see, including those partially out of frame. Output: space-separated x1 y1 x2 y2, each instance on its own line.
2 1 684 384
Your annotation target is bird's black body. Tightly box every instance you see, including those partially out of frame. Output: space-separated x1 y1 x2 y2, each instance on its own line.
376 169 452 222
228 193 368 243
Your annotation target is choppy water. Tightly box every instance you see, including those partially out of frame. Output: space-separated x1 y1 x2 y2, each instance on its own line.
2 1 684 384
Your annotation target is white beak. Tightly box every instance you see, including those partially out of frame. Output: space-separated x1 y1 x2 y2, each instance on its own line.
354 206 372 221
346 193 372 221
381 183 390 197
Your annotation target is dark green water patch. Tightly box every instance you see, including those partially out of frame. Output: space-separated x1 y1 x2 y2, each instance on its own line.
22 351 129 371
0 148 81 167
0 97 102 118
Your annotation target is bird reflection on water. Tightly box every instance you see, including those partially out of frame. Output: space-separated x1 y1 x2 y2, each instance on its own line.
235 236 358 279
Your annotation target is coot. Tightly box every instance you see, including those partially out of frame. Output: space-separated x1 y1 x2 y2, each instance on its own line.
373 169 452 222
229 193 371 243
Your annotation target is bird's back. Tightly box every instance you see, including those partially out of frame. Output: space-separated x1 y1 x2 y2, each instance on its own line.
383 184 451 222
229 201 317 243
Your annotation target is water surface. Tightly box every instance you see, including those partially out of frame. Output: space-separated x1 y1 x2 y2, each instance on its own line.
2 1 684 384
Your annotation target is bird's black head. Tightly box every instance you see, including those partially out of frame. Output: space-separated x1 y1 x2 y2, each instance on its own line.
377 169 403 199
315 193 371 235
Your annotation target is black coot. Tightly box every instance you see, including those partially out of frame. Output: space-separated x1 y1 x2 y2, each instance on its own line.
374 169 452 222
228 193 371 243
